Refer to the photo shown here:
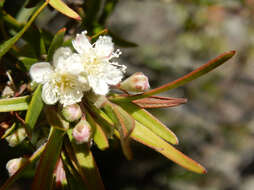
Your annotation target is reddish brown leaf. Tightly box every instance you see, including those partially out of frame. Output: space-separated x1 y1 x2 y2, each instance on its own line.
132 96 187 108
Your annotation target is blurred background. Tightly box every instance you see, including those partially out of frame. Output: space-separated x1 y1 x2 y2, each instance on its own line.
2 0 254 189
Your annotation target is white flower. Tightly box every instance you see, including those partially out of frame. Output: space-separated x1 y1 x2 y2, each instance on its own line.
72 31 126 95
30 47 90 106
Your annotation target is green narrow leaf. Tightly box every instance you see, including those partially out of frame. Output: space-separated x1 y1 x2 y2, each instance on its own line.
0 1 48 60
32 127 66 190
47 28 66 61
0 96 30 112
131 121 207 174
103 102 134 159
67 130 105 190
1 123 16 139
0 143 46 190
48 0 81 20
86 112 109 150
25 85 43 132
118 102 178 145
110 51 236 102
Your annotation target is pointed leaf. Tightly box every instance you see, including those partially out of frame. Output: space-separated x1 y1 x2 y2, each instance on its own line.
47 28 66 61
0 1 48 59
118 102 178 145
132 96 187 108
131 121 206 174
0 96 30 112
67 131 105 190
25 85 43 132
0 143 46 190
111 51 236 102
48 0 81 20
86 112 109 150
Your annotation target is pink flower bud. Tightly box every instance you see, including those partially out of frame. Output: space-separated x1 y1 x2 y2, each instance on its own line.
72 117 91 144
119 72 150 93
6 157 27 176
61 104 82 122
54 159 66 187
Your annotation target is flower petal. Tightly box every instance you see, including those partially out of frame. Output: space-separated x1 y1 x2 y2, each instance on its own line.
30 62 53 83
42 82 58 105
95 36 114 58
66 53 84 74
59 87 84 106
89 77 109 95
103 64 123 85
72 31 92 54
53 47 73 68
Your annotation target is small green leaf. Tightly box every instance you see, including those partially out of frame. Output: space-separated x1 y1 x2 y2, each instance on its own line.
0 96 30 112
48 0 81 20
110 51 236 102
118 102 178 145
86 112 109 150
67 130 105 190
0 143 46 190
0 1 48 60
32 127 66 190
25 85 43 132
131 121 207 174
47 28 66 61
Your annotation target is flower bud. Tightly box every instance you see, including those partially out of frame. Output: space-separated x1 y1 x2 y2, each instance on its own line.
60 104 82 122
6 157 27 176
119 72 150 93
5 127 27 147
54 159 67 187
72 117 91 144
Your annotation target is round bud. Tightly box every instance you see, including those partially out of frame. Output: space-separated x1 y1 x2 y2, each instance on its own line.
61 104 82 122
72 117 92 144
119 72 150 93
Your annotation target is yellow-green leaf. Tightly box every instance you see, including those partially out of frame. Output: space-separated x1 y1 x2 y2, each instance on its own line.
48 0 81 20
32 127 66 190
0 96 30 112
67 130 105 190
131 121 206 174
118 102 178 145
86 112 109 150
